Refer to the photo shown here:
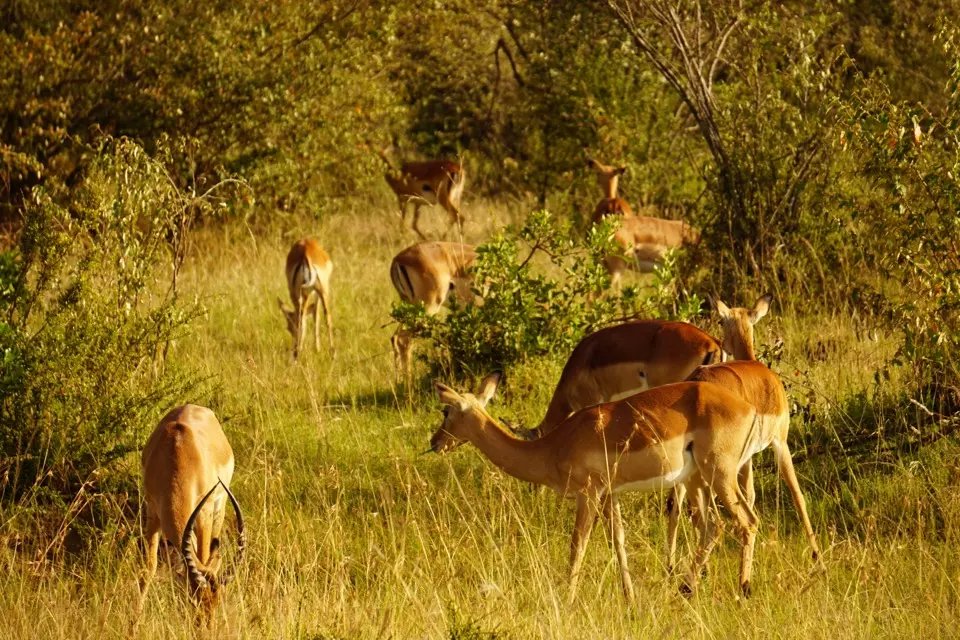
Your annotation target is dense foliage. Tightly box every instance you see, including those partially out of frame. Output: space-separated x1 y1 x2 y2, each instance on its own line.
0 139 206 517
391 211 702 376
1 0 959 537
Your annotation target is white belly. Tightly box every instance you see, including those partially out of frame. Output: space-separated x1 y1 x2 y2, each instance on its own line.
614 448 694 494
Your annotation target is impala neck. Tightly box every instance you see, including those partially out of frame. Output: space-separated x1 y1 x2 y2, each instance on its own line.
727 329 757 361
466 414 552 487
604 174 619 199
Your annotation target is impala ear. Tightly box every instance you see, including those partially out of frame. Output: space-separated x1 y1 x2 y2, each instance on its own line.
714 298 732 320
750 293 772 324
476 372 502 406
435 382 462 407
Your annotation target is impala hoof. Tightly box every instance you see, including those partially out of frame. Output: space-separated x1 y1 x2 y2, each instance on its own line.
679 581 694 598
740 581 752 598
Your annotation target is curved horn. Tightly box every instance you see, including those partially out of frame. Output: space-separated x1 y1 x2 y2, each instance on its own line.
217 479 245 585
181 482 219 594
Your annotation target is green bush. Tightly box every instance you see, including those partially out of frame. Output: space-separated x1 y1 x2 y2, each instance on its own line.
0 139 206 520
392 210 703 378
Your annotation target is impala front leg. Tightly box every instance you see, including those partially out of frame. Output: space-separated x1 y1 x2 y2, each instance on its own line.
604 493 635 602
665 483 687 575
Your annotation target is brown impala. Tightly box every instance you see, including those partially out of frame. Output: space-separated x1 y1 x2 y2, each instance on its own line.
139 404 245 622
389 241 477 385
585 157 700 288
278 238 334 360
379 147 466 239
431 373 765 601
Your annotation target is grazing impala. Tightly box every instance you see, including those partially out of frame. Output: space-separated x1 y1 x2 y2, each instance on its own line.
531 320 723 436
668 294 821 594
379 147 466 239
603 215 701 289
586 157 634 224
390 241 477 385
278 238 333 360
140 404 245 621
431 373 764 600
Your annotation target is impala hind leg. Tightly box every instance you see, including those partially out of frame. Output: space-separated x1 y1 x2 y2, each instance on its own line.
568 490 601 604
138 512 162 612
293 299 307 361
682 482 721 595
773 440 821 563
317 286 334 354
711 470 760 596
738 459 757 595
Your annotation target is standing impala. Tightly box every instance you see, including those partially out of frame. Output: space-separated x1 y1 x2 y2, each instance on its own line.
531 319 723 436
603 215 701 289
390 241 476 385
379 147 466 239
140 404 245 621
585 157 699 288
586 157 634 223
671 294 821 594
431 373 764 600
278 238 333 360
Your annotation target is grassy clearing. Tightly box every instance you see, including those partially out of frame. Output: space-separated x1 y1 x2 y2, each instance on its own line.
1 201 958 639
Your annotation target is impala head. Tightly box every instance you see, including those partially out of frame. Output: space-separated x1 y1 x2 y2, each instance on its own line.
714 293 772 361
586 157 627 199
181 479 246 619
430 372 502 453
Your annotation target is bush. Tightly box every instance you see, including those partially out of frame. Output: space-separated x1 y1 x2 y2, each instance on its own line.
0 139 208 528
391 210 703 378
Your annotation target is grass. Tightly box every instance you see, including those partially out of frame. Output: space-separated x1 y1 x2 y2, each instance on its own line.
1 200 958 639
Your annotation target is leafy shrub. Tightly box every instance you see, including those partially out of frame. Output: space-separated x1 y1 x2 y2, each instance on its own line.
0 139 208 522
392 210 703 378
837 28 960 415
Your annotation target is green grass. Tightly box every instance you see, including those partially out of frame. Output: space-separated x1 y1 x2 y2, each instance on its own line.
1 201 958 639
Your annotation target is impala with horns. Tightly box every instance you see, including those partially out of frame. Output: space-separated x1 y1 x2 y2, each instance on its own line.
139 404 245 621
431 373 764 600
665 293 821 593
586 157 633 224
379 146 466 239
278 238 333 360
390 241 477 385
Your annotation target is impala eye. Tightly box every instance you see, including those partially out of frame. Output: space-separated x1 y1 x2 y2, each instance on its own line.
441 406 450 418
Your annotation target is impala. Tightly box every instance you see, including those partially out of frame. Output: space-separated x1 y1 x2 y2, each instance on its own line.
531 320 723 437
431 373 763 600
278 238 333 360
586 157 634 224
140 404 245 621
379 147 466 239
603 215 701 289
390 241 477 385
670 294 821 594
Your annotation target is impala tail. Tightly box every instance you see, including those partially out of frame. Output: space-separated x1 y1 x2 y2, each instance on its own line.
291 260 318 291
390 260 416 304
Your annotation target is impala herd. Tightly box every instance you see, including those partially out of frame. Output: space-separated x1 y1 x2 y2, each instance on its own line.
139 152 821 623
